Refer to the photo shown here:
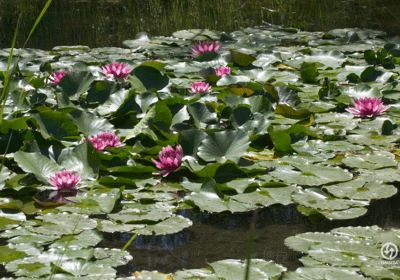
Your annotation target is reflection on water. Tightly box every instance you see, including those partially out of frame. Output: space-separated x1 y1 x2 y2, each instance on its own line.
33 189 78 206
101 192 400 276
0 0 399 49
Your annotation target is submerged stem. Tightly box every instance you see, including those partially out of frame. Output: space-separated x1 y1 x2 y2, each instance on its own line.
121 232 139 252
244 210 258 280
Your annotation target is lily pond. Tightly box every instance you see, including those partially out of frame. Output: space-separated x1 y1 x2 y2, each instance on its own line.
1 5 400 280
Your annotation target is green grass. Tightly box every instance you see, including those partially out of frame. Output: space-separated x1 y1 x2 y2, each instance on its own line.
0 0 53 171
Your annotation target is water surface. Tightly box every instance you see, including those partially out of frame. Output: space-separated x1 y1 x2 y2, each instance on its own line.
105 192 400 275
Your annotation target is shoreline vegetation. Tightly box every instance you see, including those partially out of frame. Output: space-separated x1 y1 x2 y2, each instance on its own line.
0 0 399 49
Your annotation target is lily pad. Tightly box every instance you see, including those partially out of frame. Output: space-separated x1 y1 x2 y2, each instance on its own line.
197 130 250 163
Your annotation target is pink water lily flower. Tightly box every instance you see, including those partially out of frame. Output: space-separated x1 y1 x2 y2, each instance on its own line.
49 170 81 191
215 66 231 77
192 41 221 58
48 70 68 86
102 62 132 80
88 132 123 151
153 144 183 177
346 97 389 118
190 81 212 94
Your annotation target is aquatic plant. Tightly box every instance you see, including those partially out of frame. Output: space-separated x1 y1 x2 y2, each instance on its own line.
190 81 212 94
153 144 183 176
192 41 221 58
0 23 400 279
215 66 231 77
88 132 123 151
346 97 389 117
0 0 53 126
48 70 67 85
102 62 132 80
49 170 81 190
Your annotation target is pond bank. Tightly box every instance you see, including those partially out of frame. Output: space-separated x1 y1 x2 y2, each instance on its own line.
0 0 399 49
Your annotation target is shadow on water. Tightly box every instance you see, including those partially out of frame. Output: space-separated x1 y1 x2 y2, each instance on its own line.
0 0 399 49
100 191 400 276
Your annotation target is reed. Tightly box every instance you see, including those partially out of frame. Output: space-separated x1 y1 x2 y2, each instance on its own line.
2 0 397 49
0 0 53 172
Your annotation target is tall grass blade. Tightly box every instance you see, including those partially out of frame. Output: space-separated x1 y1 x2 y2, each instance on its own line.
0 15 21 125
0 0 53 174
23 0 53 48
0 0 53 126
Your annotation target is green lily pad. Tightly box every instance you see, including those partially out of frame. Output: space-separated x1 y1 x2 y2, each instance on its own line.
284 267 368 280
136 215 193 236
197 130 250 163
285 226 400 279
14 151 60 183
59 71 95 99
341 151 397 170
210 259 286 280
292 188 365 211
324 179 397 200
270 164 352 186
0 246 26 264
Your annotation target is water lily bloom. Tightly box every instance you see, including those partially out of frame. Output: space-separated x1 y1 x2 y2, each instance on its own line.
102 62 132 80
88 132 123 151
192 41 221 58
48 70 67 86
190 81 212 94
49 171 81 191
153 144 183 177
346 97 389 118
215 66 231 77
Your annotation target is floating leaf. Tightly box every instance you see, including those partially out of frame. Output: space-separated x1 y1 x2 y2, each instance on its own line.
300 62 319 83
270 164 352 186
198 130 250 163
341 151 397 170
59 71 95 99
0 246 26 264
230 49 256 66
137 215 193 236
133 64 169 91
14 151 60 183
33 109 80 140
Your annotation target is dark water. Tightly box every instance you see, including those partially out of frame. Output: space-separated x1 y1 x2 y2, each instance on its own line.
0 0 399 49
101 192 400 275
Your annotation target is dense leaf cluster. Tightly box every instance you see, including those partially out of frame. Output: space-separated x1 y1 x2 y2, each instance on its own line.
0 25 399 278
